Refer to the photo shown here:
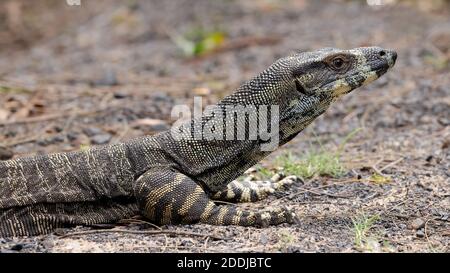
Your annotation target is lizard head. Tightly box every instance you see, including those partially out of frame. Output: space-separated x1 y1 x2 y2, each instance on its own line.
270 46 396 143
288 46 397 100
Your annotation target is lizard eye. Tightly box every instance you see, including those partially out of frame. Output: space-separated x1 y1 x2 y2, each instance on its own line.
331 57 345 69
325 54 350 71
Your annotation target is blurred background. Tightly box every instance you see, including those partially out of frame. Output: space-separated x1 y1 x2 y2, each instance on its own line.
0 0 449 252
1 0 449 84
0 0 448 151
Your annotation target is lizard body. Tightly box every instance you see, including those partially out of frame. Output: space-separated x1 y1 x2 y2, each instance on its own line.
0 47 396 236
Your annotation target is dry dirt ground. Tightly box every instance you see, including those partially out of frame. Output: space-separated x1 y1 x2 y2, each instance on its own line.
0 0 449 252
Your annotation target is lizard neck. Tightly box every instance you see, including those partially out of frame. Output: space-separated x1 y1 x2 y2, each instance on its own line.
165 66 333 192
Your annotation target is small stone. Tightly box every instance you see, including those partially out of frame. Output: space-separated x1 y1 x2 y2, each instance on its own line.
113 91 128 99
91 133 112 145
53 125 64 133
37 139 49 146
286 246 302 253
67 132 78 141
416 229 425 238
0 146 14 160
438 116 450 126
83 127 103 137
49 135 65 144
10 244 23 251
410 218 425 230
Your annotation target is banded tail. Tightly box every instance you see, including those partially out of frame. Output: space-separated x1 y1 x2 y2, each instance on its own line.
0 143 134 209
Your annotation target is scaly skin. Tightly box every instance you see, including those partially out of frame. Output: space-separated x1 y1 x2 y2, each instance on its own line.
0 47 396 237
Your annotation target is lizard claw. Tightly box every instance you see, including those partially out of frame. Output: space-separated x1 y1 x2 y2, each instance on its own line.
255 206 298 227
271 175 300 190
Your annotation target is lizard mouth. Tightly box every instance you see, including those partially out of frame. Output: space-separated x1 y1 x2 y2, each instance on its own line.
329 56 395 97
321 67 386 97
372 62 391 77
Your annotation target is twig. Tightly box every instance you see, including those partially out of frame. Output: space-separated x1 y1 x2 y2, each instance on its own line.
163 235 168 252
289 200 334 205
371 157 385 176
384 200 408 214
212 200 236 205
304 188 351 198
379 157 404 173
203 237 210 251
151 244 224 253
387 213 410 220
59 229 226 241
118 218 162 230
424 218 432 245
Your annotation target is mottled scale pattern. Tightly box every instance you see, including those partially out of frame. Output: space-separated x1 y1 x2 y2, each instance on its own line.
0 201 138 237
0 47 396 236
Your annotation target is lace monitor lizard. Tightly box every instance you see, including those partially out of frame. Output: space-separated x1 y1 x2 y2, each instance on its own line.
0 47 396 237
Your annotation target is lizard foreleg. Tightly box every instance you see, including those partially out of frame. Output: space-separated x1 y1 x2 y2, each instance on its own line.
211 175 298 203
133 168 297 227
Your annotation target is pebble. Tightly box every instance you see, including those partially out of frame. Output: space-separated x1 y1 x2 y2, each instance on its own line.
67 132 79 141
91 133 112 145
37 135 66 146
113 91 128 99
0 146 14 160
51 135 66 143
410 218 425 230
415 229 425 238
286 246 302 253
10 244 23 251
438 116 450 126
36 139 50 146
83 127 103 137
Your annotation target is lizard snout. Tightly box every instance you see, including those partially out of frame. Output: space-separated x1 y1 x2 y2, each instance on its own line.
378 48 397 68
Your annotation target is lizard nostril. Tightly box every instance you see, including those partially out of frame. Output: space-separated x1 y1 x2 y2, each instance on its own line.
379 50 386 57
